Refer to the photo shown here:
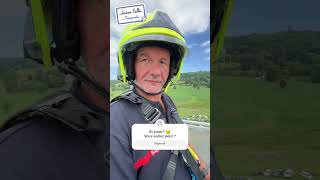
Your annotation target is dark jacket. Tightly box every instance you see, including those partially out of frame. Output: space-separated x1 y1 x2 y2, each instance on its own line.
110 91 192 180
0 82 109 180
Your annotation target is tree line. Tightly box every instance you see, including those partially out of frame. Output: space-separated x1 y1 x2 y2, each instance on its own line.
215 30 320 83
0 58 67 93
111 71 210 92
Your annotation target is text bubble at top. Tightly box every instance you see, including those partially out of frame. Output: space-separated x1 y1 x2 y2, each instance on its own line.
115 4 146 25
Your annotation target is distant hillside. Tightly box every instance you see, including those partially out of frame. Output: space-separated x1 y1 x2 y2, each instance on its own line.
0 58 40 76
111 71 210 91
216 30 320 83
0 58 67 93
179 71 210 88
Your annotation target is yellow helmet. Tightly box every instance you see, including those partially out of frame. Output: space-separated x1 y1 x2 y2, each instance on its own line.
23 0 80 68
117 10 188 91
23 0 108 98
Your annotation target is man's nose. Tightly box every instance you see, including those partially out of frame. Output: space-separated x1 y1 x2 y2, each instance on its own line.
149 62 162 77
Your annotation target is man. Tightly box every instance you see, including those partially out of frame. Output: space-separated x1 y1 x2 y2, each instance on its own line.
110 10 210 180
0 0 109 179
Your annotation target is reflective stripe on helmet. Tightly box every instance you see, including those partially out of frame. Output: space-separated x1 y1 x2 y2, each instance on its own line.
30 0 52 68
120 34 186 52
212 0 234 63
119 27 185 48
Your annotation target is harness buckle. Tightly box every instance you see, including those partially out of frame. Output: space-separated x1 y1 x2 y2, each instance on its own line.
144 106 161 123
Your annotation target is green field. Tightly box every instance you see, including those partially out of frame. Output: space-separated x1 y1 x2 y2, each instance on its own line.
1 80 210 125
0 80 64 126
2 74 319 179
111 84 210 120
212 77 320 179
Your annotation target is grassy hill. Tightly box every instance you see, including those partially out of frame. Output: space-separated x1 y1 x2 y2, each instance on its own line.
111 72 210 121
213 32 320 178
0 58 68 126
212 77 320 179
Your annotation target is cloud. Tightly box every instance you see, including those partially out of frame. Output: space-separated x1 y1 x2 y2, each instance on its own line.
200 40 210 47
200 40 210 55
158 0 210 34
110 66 118 80
111 0 210 36
110 0 210 78
204 47 210 54
188 43 199 48
110 37 119 67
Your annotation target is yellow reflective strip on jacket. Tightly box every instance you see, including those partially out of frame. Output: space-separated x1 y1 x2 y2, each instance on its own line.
31 0 52 68
188 145 200 161
119 27 185 47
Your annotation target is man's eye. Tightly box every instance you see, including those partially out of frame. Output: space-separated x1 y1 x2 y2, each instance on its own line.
160 60 168 65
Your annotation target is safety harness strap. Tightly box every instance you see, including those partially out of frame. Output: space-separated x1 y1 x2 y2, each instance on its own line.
1 91 71 131
112 91 161 124
162 94 207 179
1 90 109 172
180 149 204 179
1 91 106 133
141 102 161 124
161 150 179 180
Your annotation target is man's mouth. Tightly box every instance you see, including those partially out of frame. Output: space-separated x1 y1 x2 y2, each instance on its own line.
145 80 161 83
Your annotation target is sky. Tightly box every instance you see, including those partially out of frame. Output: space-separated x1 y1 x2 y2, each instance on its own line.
227 0 320 36
0 0 26 57
0 0 320 72
110 0 211 79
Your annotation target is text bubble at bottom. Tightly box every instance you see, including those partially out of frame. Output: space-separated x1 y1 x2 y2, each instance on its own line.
132 124 188 150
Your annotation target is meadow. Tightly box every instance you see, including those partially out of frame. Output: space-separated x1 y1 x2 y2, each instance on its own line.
212 77 320 179
0 80 65 126
0 79 211 126
111 83 210 120
1 72 319 179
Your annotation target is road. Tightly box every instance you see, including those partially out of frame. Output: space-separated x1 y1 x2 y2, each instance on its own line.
188 123 210 166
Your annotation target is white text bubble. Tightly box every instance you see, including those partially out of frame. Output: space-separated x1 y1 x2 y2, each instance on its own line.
115 4 146 25
132 123 188 150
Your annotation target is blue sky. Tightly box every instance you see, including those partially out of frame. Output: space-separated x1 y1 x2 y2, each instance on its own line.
227 0 320 36
110 0 210 80
182 32 210 72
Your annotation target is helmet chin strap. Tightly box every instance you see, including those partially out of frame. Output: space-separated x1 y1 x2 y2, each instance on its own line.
131 81 163 96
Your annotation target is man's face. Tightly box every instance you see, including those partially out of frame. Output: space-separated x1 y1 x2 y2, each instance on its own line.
78 0 109 91
134 47 170 94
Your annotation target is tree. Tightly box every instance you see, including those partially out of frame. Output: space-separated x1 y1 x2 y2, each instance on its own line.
266 66 281 82
310 65 320 83
172 85 176 90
